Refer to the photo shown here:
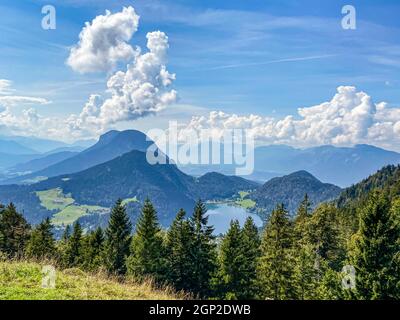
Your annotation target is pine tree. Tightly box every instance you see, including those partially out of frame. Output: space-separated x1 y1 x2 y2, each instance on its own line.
25 218 56 260
306 203 344 270
349 191 400 299
165 209 195 292
294 194 312 243
126 199 165 282
293 243 321 299
0 203 30 258
316 266 344 300
82 227 104 271
64 222 83 267
292 196 322 299
103 199 132 275
257 204 296 300
240 217 261 299
217 220 247 299
189 200 217 298
62 225 71 242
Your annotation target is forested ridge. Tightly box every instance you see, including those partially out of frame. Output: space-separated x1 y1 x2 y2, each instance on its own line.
1 165 400 300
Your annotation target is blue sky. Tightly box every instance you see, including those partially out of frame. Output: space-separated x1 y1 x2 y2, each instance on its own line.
0 0 400 148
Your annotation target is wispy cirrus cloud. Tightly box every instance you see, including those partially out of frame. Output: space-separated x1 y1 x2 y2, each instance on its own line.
205 54 338 71
0 79 50 108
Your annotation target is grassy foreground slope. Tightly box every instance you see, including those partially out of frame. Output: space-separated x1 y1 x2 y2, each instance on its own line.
0 261 179 300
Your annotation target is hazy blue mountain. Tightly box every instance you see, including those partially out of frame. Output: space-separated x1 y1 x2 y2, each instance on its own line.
0 135 96 154
2 130 155 185
254 144 400 187
69 138 97 149
7 151 79 175
250 170 341 216
0 139 37 155
0 153 41 171
0 135 69 153
180 143 400 187
44 146 86 154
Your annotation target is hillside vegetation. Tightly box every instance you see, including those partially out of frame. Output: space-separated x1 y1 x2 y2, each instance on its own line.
0 261 179 300
1 165 400 300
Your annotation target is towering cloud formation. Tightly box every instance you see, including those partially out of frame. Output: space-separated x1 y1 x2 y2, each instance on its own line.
66 7 177 133
181 86 400 150
66 6 139 73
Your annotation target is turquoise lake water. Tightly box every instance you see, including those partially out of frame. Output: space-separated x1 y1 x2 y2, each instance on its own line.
205 203 263 235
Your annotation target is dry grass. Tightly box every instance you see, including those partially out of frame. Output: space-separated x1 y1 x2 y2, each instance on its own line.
0 260 184 300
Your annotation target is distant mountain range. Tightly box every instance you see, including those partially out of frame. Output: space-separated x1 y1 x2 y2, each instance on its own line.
7 151 79 176
0 135 95 153
250 171 341 216
0 149 258 226
0 128 398 231
254 144 400 187
1 130 153 185
0 139 37 155
0 130 258 226
180 144 400 187
0 136 94 173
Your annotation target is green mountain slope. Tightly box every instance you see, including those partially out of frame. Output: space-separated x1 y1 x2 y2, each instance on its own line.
337 164 400 208
0 150 258 227
251 170 341 216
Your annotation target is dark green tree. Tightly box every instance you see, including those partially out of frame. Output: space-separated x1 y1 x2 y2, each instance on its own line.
82 227 104 271
126 199 165 281
165 209 195 292
25 218 56 260
292 196 322 299
349 191 400 299
189 200 217 298
63 222 83 267
294 194 312 243
0 203 30 258
257 204 296 300
217 220 247 299
293 243 322 299
62 225 71 242
241 217 261 299
306 203 344 270
103 199 132 275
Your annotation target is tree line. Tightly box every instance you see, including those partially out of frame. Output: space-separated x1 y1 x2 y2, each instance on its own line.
0 191 399 299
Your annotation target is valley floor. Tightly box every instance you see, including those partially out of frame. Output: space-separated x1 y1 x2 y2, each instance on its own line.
0 261 180 300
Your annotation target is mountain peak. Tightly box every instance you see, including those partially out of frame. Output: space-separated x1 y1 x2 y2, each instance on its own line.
252 170 341 215
287 170 317 179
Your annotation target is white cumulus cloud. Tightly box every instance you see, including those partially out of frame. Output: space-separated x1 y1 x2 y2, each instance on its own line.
66 6 139 73
179 86 400 151
64 7 177 135
68 30 177 133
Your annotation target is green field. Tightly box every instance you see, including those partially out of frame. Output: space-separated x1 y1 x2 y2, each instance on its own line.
238 191 250 198
0 261 179 300
36 188 74 211
122 197 139 206
235 191 256 209
36 188 108 226
52 205 107 226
